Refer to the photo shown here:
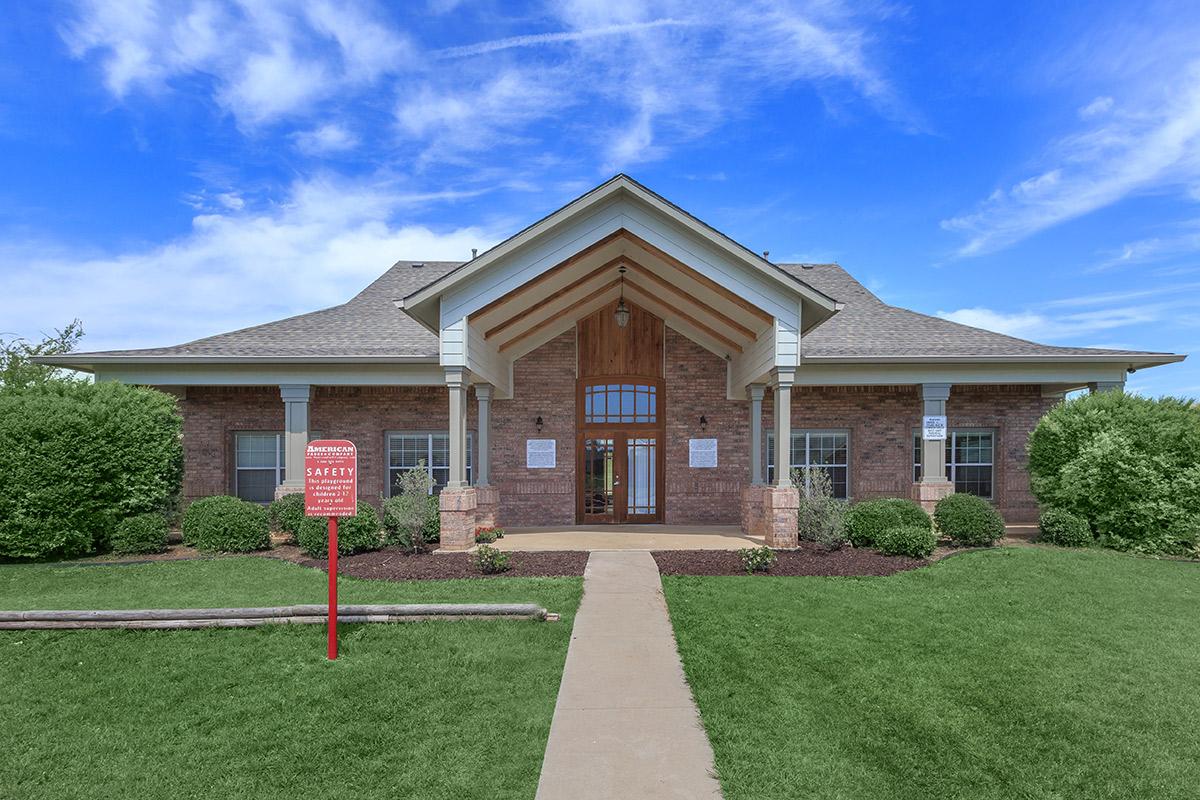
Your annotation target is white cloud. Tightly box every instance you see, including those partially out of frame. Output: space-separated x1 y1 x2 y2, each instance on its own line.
1091 218 1200 270
1079 95 1114 118
943 42 1200 258
938 288 1200 343
62 0 412 127
0 177 497 351
397 0 914 169
293 123 359 155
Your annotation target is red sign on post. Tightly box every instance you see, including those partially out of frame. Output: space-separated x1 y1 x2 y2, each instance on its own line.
305 440 357 660
304 440 358 518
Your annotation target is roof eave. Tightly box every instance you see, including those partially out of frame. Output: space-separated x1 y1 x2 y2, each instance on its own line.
35 354 441 372
803 353 1186 368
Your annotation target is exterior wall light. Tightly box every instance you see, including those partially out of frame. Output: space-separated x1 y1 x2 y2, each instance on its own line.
614 265 630 328
699 415 708 431
535 415 544 433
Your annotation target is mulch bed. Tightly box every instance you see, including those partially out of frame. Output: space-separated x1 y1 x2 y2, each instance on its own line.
296 549 590 581
652 541 924 577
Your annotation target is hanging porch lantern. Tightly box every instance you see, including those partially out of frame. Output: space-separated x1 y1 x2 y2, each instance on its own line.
614 265 631 328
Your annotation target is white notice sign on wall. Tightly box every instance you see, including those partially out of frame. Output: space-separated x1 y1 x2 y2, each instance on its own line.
526 439 557 469
923 415 947 441
689 438 718 468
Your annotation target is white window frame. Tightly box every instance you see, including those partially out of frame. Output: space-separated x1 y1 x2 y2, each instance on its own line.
766 429 851 499
912 428 995 500
386 431 474 496
234 431 284 503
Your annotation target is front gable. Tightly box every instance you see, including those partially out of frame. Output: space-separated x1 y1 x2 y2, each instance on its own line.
400 175 841 399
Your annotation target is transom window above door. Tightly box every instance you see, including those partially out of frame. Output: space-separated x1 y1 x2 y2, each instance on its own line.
583 382 657 424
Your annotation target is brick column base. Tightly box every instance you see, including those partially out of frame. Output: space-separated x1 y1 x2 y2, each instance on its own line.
762 486 800 549
740 485 767 538
911 481 954 515
273 483 303 500
474 485 500 531
438 487 478 551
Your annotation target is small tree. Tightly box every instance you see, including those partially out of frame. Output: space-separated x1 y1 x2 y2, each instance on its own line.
383 462 436 553
0 319 85 393
795 466 847 550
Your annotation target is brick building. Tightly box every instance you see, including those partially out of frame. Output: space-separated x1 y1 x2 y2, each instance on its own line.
46 176 1183 549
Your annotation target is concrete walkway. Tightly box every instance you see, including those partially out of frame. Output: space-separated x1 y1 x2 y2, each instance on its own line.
535 551 723 800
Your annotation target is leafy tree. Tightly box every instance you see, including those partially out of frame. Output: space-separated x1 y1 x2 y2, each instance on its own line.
0 319 85 392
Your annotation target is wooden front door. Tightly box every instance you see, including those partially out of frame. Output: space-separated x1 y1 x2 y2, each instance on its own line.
579 431 661 523
576 378 665 523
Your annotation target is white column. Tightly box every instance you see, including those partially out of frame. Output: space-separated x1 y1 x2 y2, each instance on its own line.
279 384 310 490
772 371 794 488
920 383 951 484
748 384 765 485
1088 380 1125 394
446 368 469 490
475 383 492 487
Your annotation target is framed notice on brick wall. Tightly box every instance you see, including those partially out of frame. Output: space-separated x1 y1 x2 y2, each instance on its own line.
689 438 718 468
526 438 556 469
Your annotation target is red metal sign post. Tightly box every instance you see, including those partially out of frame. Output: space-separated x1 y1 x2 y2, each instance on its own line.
304 440 358 660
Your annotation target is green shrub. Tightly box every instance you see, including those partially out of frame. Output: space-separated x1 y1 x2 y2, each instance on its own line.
296 501 382 558
1028 391 1200 555
0 381 182 560
875 525 937 558
737 545 778 574
843 498 931 547
111 513 169 555
795 467 847 550
934 493 1006 547
182 496 270 553
382 464 439 553
423 495 441 544
473 544 510 574
268 492 306 538
1038 508 1093 548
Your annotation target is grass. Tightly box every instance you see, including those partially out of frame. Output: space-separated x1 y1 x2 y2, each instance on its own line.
663 547 1200 800
0 557 581 800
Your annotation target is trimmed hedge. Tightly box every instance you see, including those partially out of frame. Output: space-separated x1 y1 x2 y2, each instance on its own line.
875 525 937 558
182 496 270 553
934 493 1005 547
0 381 182 560
1038 508 1093 548
1028 391 1200 555
296 501 382 558
112 513 169 555
269 492 306 538
844 498 931 547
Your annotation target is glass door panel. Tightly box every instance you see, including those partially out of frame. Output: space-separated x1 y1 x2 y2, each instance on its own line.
625 437 658 520
582 438 615 521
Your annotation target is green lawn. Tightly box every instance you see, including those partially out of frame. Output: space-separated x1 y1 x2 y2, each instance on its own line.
664 547 1200 800
0 558 581 800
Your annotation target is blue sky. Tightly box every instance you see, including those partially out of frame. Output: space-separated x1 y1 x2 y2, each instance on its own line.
2 0 1198 395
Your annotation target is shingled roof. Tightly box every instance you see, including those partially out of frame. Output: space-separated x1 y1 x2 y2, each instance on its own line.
55 259 1174 365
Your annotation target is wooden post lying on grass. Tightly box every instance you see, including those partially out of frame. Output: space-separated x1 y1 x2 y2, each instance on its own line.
0 603 550 630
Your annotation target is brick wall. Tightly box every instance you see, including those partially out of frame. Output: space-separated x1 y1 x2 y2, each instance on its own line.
176 344 1054 524
664 330 748 523
491 332 577 526
179 385 475 505
761 384 1055 522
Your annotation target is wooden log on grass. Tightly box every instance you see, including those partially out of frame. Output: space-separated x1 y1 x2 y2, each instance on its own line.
0 603 549 629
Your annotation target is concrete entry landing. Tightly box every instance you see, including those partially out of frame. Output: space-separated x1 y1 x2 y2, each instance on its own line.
497 524 762 552
535 551 722 799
